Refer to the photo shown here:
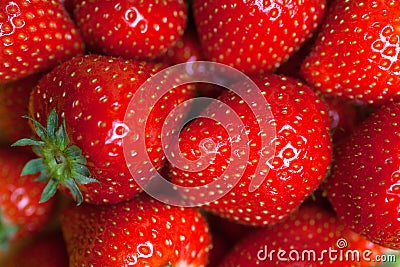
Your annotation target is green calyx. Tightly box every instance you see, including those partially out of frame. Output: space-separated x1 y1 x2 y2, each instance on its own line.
12 109 98 205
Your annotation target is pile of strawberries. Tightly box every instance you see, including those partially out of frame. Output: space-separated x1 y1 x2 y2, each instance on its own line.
0 0 399 266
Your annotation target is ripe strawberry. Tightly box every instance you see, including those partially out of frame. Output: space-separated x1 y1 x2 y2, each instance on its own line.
13 54 196 205
0 148 56 254
300 0 400 106
193 0 327 75
219 205 390 267
0 74 40 145
0 0 84 82
168 74 332 226
6 231 68 267
73 0 187 60
323 101 400 249
60 193 212 266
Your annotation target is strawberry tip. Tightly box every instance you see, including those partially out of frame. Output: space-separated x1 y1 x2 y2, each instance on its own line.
11 109 98 205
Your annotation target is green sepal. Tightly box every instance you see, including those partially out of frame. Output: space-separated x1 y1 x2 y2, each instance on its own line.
34 171 51 182
11 138 45 147
74 172 99 185
32 145 43 157
65 145 87 165
13 109 98 206
40 179 59 203
55 119 69 151
21 158 45 175
63 179 83 205
46 109 58 139
24 115 48 141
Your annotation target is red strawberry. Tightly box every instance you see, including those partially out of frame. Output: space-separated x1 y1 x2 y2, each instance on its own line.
60 193 212 266
193 0 327 75
168 74 332 226
300 0 400 106
6 231 68 267
73 0 187 60
219 205 390 267
323 101 400 249
0 74 40 145
0 148 56 254
13 54 196 205
0 0 84 82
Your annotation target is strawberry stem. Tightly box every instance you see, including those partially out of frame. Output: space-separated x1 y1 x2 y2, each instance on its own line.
12 109 98 205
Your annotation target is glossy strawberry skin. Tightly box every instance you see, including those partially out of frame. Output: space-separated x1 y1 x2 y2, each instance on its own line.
324 102 400 249
219 205 389 267
28 54 196 204
193 0 327 75
168 74 332 226
60 194 211 266
73 0 187 60
0 74 40 145
301 0 400 106
0 0 84 82
0 149 55 252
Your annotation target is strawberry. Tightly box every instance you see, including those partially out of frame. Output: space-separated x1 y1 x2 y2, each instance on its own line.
300 0 400 106
0 74 40 145
73 0 187 60
0 0 84 82
0 148 56 254
13 54 196 205
59 193 212 266
168 74 332 226
323 101 400 249
219 205 390 267
6 231 68 267
193 0 327 75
